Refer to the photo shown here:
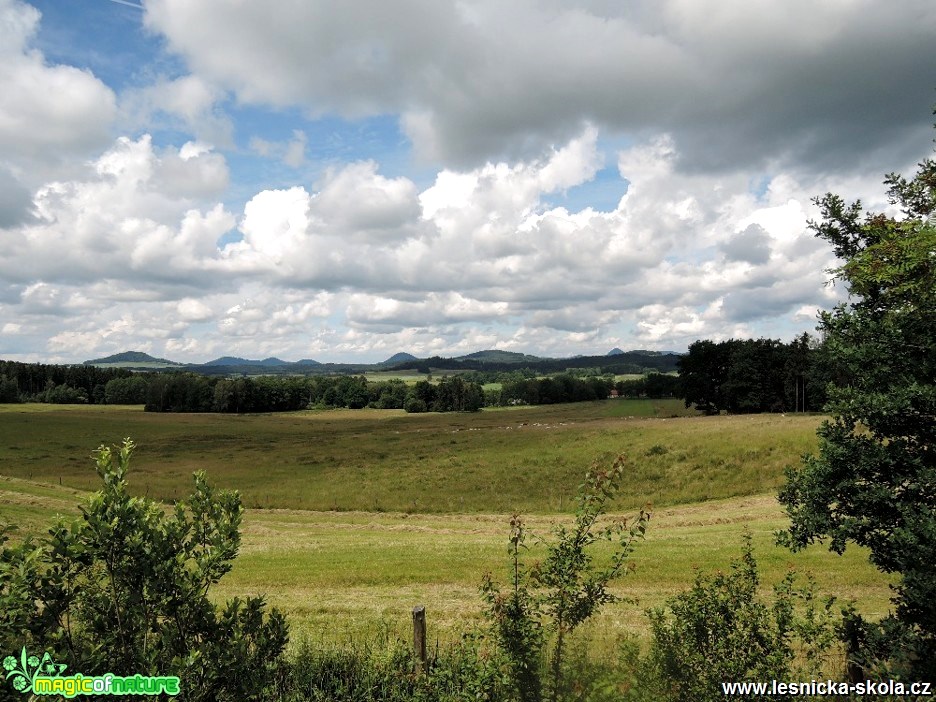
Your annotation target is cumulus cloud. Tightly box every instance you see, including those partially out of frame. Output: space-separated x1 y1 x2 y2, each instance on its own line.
311 161 421 238
215 289 334 353
143 0 935 172
346 292 510 330
0 120 893 361
222 162 426 287
721 224 772 265
176 298 214 323
0 0 118 242
205 127 845 352
0 0 115 171
0 165 34 227
250 130 308 168
120 74 233 147
0 135 234 286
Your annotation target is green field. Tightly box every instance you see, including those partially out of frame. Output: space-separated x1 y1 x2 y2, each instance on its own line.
2 401 811 512
0 402 894 649
362 371 431 384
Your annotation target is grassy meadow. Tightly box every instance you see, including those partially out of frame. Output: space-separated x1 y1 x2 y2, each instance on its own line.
1 400 810 512
0 400 895 651
362 371 432 384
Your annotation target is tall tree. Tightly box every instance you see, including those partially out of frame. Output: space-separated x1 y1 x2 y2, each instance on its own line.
778 128 936 678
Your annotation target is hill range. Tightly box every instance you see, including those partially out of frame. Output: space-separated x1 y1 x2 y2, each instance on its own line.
83 348 681 376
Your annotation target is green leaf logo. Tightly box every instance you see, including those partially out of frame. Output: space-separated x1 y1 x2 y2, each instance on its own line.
2 647 66 695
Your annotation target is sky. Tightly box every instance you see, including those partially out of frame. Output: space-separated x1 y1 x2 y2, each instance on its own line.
0 0 934 364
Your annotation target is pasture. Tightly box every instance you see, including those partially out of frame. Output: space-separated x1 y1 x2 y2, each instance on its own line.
1 400 807 512
0 401 894 649
362 371 431 384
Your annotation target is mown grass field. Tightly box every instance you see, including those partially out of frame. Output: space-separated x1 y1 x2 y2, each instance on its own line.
0 401 895 650
362 371 431 384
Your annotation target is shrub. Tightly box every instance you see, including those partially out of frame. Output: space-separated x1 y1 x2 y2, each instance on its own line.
0 439 288 701
481 455 651 702
647 534 838 702
268 633 508 702
404 395 428 413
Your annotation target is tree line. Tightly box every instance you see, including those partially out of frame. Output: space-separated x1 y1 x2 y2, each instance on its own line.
139 373 486 413
678 334 831 414
486 374 613 406
4 334 837 415
0 360 133 404
1 361 683 412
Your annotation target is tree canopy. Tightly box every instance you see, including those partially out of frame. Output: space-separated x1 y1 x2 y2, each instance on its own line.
778 131 936 678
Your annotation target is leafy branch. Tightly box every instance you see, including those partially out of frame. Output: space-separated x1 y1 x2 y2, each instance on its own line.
482 454 651 702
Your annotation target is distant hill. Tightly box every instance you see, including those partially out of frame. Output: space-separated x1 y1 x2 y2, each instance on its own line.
382 352 418 365
202 357 323 367
204 356 290 367
79 347 679 376
459 350 543 363
84 351 181 367
389 349 680 375
204 356 254 366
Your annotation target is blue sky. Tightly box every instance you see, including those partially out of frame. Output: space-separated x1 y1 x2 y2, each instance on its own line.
1 0 934 363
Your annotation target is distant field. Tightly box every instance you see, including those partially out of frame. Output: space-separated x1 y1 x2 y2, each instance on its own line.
613 371 678 382
612 373 645 382
362 371 431 384
0 401 820 512
0 403 145 413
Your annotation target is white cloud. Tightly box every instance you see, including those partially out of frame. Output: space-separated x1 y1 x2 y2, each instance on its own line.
310 161 420 239
0 0 115 171
0 135 234 286
3 0 931 363
231 186 311 267
143 0 936 171
0 121 898 360
120 74 233 147
208 128 847 352
283 130 307 168
176 298 214 322
249 129 308 168
346 292 509 329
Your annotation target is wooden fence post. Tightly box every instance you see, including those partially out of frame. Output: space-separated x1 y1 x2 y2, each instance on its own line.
412 605 428 674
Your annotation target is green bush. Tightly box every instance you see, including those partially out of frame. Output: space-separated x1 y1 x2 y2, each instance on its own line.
481 456 651 702
268 633 508 702
0 439 287 701
404 395 428 413
647 534 838 702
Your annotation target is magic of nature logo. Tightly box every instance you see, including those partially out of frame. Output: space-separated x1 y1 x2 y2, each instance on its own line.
3 647 180 697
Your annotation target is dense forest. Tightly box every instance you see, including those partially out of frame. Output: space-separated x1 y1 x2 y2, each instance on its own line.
677 333 831 414
0 360 133 404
